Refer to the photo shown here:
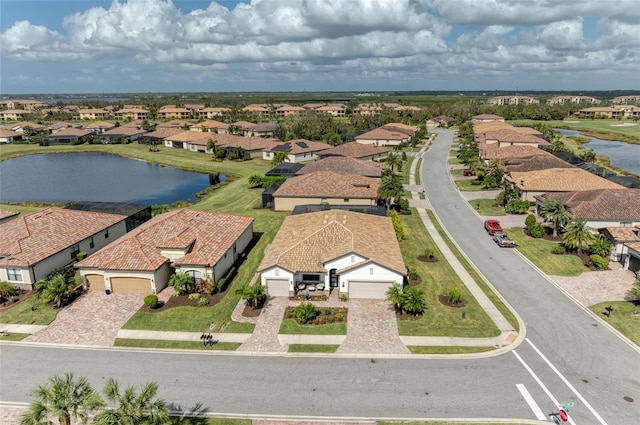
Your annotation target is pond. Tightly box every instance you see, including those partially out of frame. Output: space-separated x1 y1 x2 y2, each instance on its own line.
0 152 226 205
556 129 640 175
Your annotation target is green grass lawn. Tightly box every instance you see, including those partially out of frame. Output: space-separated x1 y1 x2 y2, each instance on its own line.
0 203 48 216
505 228 587 276
0 332 30 341
380 422 532 425
288 344 340 353
408 346 496 354
589 301 640 347
454 178 486 191
468 199 505 216
279 319 347 335
0 296 58 325
510 119 640 144
114 339 241 351
447 157 462 164
397 210 501 337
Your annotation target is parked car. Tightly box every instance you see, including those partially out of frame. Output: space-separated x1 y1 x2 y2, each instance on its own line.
484 219 503 235
463 168 473 176
493 233 516 247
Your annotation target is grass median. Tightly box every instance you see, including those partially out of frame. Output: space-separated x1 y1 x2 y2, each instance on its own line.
589 301 640 346
114 339 241 351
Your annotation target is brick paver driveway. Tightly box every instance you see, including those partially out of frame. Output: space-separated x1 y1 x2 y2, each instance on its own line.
25 291 144 346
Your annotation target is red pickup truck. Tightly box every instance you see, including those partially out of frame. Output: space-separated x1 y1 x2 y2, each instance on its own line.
484 219 503 235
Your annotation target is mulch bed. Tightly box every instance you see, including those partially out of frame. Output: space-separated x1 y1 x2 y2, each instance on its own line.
438 294 467 308
0 290 33 311
283 306 347 325
242 303 263 318
395 311 422 321
408 276 422 286
417 255 438 263
541 234 563 242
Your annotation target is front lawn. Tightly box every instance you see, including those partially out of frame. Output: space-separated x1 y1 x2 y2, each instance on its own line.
468 199 505 216
0 296 58 325
397 210 501 337
114 339 241 351
0 203 47 216
589 301 640 347
279 307 348 335
288 344 340 353
506 228 587 276
454 179 486 191
0 332 30 341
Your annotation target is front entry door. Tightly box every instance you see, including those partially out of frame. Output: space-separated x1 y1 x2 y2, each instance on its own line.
329 269 338 287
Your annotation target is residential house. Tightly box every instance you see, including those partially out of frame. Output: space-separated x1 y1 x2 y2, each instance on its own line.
0 110 26 121
157 119 192 129
237 122 277 137
547 96 601 105
272 171 379 211
113 108 149 121
601 227 640 264
48 122 80 133
611 95 640 105
99 126 147 144
381 122 417 136
472 114 505 123
479 129 549 148
263 139 331 163
296 156 384 178
624 242 640 273
157 107 191 120
0 210 20 225
275 104 306 117
43 128 92 144
78 108 109 120
503 168 624 201
320 142 389 161
163 130 211 150
355 128 410 146
501 152 574 173
479 145 545 162
0 208 128 290
75 210 254 294
138 127 183 145
242 104 270 118
199 107 231 119
7 121 46 134
426 115 456 128
575 107 624 119
0 129 20 143
189 120 229 133
314 104 347 117
257 210 406 299
213 134 280 158
487 96 539 105
84 121 115 134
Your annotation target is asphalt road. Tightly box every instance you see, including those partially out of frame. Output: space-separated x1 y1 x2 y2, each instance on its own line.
1 129 639 424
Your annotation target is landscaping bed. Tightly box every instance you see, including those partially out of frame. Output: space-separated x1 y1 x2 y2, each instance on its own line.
279 306 348 335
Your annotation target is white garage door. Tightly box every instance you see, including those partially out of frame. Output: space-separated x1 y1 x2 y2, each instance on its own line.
265 279 290 297
349 281 394 299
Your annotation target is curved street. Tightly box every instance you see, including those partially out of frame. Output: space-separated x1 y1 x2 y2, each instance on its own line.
1 129 639 424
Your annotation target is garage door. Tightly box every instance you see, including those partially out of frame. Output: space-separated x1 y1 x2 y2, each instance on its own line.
85 274 105 291
349 281 394 299
629 255 640 274
110 277 151 294
265 279 290 297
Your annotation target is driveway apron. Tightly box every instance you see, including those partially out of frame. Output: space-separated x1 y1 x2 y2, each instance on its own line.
237 296 288 352
337 299 410 355
24 291 144 346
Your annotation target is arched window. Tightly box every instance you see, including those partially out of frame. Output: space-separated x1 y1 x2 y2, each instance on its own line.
185 270 202 283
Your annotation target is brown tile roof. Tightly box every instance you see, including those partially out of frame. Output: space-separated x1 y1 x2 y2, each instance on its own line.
84 121 115 129
483 129 548 145
192 120 228 130
0 210 20 221
0 208 126 268
355 128 409 142
505 168 625 192
10 122 46 131
143 127 184 139
320 142 389 159
480 144 544 160
44 128 92 138
0 129 20 138
538 189 640 221
101 126 147 136
381 123 418 134
157 119 193 128
512 126 543 136
297 157 384 178
270 139 332 154
164 130 210 143
201 107 231 113
602 227 640 242
258 210 405 274
247 122 277 133
48 122 80 130
76 210 254 271
191 133 280 151
428 115 456 123
274 171 379 199
473 114 504 120
503 153 574 172
473 121 513 133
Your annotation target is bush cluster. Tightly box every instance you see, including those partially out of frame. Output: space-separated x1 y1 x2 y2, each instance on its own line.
551 245 566 255
294 302 319 324
144 294 158 308
589 254 609 270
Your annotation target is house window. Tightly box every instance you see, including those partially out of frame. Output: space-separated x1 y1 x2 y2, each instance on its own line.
185 270 202 283
70 244 80 260
621 222 632 227
6 268 22 282
89 237 94 249
344 198 350 202
105 229 109 239
302 274 320 282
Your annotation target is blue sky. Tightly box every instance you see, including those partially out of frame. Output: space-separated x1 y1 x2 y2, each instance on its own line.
1 0 639 94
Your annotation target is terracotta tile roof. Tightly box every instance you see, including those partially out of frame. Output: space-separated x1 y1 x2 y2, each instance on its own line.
102 126 146 136
602 227 640 242
473 121 513 133
10 122 46 131
381 123 418 134
503 153 574 172
483 129 548 145
48 122 79 130
191 120 228 130
164 130 211 143
270 139 332 154
537 189 640 221
157 119 193 128
76 210 254 271
0 210 20 221
201 107 231 113
78 108 108 114
355 128 409 142
428 115 456 123
320 142 389 159
512 126 543 136
0 129 20 138
274 171 379 199
84 121 115 129
191 133 280 151
247 122 277 133
258 210 405 275
0 208 126 268
143 127 184 139
473 114 504 120
625 241 640 252
505 168 625 192
297 157 384 177
44 128 92 138
480 144 543 160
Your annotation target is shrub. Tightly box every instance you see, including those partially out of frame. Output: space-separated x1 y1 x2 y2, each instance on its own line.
448 287 462 304
197 297 209 307
505 199 530 214
424 248 434 258
589 238 612 257
388 210 405 241
409 269 419 280
144 294 158 308
188 293 201 300
295 302 319 324
528 223 545 238
590 254 609 270
551 245 566 255
75 251 87 261
525 214 537 229
339 293 348 302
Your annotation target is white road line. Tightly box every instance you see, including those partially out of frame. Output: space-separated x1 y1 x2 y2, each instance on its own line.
516 383 547 420
526 338 610 425
513 350 577 425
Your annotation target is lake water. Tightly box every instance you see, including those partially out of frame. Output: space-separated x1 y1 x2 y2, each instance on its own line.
0 153 225 205
556 129 640 175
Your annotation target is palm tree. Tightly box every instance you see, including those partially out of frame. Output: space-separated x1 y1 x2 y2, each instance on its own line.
20 373 103 425
402 286 427 315
378 173 404 209
271 150 289 167
206 139 220 159
168 273 196 296
540 197 571 237
385 283 405 313
248 174 263 188
93 379 169 425
0 281 19 302
384 154 400 172
34 274 76 309
563 218 597 252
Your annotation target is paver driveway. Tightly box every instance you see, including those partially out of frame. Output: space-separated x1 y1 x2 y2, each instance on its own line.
24 291 144 346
